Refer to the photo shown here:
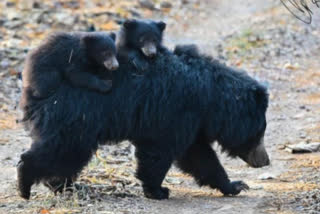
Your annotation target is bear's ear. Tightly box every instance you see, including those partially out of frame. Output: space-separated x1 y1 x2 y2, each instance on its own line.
109 32 116 41
156 21 166 32
82 35 95 45
123 19 137 29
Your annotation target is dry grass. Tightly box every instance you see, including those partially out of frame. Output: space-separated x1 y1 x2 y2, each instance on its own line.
262 181 320 192
303 93 320 105
290 154 320 168
295 69 320 88
0 112 19 130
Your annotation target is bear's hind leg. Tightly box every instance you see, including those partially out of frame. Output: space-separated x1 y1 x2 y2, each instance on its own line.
42 144 96 195
17 139 95 199
175 142 249 196
17 142 57 199
134 141 173 200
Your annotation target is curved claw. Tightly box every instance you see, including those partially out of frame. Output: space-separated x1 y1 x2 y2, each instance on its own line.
235 181 249 191
223 181 250 196
231 181 250 195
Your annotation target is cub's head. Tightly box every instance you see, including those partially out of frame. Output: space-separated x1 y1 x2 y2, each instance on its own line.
118 19 166 58
83 32 119 71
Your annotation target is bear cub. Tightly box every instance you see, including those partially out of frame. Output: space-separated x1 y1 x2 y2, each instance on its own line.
22 31 119 99
116 19 166 73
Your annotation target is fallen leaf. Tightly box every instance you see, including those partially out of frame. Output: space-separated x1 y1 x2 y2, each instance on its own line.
40 209 50 214
283 62 299 70
258 173 276 180
165 177 183 185
286 142 320 153
87 176 99 184
98 21 119 31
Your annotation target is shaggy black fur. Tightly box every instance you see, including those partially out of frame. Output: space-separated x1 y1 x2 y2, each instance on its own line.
21 31 118 100
18 45 268 200
18 19 268 200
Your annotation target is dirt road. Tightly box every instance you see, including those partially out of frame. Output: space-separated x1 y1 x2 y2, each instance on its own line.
0 0 319 213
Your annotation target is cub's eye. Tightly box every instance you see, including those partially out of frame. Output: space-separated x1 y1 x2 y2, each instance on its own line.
102 51 110 57
139 37 144 44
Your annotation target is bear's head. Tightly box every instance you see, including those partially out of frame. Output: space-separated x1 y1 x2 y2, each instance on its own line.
236 136 270 168
118 19 166 58
83 32 119 71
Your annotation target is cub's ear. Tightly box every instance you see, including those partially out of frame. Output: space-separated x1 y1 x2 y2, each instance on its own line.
156 21 166 32
123 19 138 29
109 32 116 41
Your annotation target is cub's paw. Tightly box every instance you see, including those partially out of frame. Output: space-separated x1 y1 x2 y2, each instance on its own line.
99 80 112 93
132 59 149 73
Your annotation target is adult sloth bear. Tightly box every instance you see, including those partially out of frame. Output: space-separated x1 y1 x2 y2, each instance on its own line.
18 21 269 200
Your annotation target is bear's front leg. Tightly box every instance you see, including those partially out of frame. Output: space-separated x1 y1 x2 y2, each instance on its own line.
17 159 35 200
134 141 173 200
175 142 249 196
